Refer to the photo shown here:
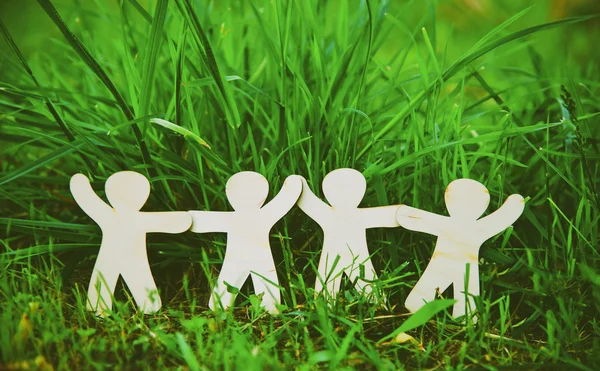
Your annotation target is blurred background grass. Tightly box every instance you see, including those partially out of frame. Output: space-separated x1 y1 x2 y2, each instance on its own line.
2 0 598 122
2 0 599 65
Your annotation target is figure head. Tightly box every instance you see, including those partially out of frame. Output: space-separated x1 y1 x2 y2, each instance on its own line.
444 178 490 220
226 171 269 210
105 171 151 211
322 168 366 209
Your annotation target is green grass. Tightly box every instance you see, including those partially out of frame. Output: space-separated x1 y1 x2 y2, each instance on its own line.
1 0 599 369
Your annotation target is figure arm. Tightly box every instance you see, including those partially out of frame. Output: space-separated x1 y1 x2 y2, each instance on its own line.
188 210 231 233
262 175 303 224
361 205 402 229
69 173 112 223
477 194 525 235
396 205 447 235
295 177 330 223
142 212 192 234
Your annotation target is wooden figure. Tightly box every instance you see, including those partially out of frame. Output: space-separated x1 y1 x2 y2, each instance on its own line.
396 178 525 321
70 172 192 317
188 172 302 314
296 169 401 301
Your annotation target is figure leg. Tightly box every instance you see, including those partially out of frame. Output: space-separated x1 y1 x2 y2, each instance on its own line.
209 260 250 311
315 252 344 301
405 260 452 313
87 266 119 317
452 262 480 321
250 259 281 314
120 262 161 314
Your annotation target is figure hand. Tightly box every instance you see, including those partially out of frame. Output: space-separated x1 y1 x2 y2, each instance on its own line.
284 174 303 185
283 175 303 194
70 173 91 188
507 194 525 204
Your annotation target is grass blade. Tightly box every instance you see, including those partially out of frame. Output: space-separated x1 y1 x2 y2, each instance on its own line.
358 14 595 159
380 121 561 174
150 118 210 148
36 0 154 173
175 0 241 129
443 15 596 80
0 139 86 185
378 299 456 343
176 333 201 371
0 18 75 142
138 0 168 119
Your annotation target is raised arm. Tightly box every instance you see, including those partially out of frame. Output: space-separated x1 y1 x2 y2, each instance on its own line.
70 173 112 223
142 212 192 234
262 175 303 225
361 205 402 229
396 205 448 236
295 177 330 223
477 194 525 235
188 210 231 233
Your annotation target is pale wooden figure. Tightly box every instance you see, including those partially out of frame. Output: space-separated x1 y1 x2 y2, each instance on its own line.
70 172 192 317
188 172 302 314
297 169 400 301
396 178 525 321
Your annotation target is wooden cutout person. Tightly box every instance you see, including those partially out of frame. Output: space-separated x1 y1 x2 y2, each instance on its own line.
188 172 302 314
396 178 525 320
70 171 192 317
297 169 401 301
